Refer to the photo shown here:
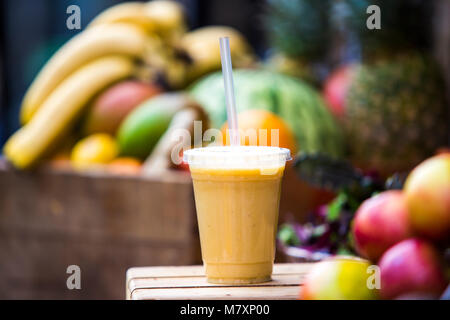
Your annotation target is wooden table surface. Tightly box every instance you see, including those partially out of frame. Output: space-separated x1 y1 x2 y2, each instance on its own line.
126 263 314 300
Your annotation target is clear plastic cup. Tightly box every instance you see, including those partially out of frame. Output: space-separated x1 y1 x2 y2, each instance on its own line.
184 146 291 284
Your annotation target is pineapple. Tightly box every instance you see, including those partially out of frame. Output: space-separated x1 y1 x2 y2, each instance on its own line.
341 0 432 58
343 53 448 176
263 0 331 84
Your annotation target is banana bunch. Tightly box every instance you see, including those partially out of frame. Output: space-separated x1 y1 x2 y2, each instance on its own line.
5 0 187 169
88 0 189 89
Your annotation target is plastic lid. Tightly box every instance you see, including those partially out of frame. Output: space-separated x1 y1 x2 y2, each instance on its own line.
183 146 291 172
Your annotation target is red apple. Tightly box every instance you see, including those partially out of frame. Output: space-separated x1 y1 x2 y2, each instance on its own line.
404 154 450 240
352 190 413 262
83 80 162 135
379 238 447 299
323 64 355 119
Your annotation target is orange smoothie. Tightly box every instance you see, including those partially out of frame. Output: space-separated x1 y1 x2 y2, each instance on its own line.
184 146 290 284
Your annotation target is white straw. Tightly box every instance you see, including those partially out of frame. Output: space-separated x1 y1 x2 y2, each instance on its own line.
219 37 240 146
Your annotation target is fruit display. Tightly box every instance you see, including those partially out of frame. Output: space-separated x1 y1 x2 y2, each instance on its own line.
291 153 449 300
3 1 254 172
190 69 343 157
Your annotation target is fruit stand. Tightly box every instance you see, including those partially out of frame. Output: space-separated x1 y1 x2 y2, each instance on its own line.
0 0 449 301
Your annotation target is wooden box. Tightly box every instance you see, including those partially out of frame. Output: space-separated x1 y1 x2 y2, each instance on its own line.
0 160 201 299
126 263 313 300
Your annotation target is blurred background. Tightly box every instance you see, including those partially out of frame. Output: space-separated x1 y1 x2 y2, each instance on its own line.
1 0 449 145
0 0 448 299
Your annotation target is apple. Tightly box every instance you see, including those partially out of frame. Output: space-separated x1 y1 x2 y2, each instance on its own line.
379 238 447 300
404 154 450 240
299 257 378 300
352 190 413 262
323 64 355 119
83 80 162 135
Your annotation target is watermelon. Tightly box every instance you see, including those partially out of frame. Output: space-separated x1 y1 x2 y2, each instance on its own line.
189 69 344 157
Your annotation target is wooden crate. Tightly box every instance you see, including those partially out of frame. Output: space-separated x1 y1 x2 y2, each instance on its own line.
0 159 201 299
126 263 313 300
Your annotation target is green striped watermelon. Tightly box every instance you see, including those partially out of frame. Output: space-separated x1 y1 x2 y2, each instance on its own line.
189 69 344 157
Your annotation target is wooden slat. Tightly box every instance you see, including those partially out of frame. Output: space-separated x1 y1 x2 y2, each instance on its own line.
131 286 302 300
128 273 307 293
126 263 313 300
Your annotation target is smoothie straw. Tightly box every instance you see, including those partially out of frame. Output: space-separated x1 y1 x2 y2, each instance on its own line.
219 37 240 146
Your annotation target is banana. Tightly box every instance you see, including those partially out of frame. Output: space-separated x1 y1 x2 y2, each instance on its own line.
144 0 187 42
5 56 135 169
89 1 187 43
181 26 256 81
21 23 150 124
88 2 157 33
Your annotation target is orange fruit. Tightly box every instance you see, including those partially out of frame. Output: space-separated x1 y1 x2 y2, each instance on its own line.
108 157 142 175
45 153 72 170
221 109 298 153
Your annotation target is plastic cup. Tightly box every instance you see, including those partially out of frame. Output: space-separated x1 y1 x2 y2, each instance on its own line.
184 146 291 284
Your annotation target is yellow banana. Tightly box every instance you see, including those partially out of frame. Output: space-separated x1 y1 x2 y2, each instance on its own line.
21 23 149 124
5 56 135 169
88 2 157 32
181 26 256 81
89 1 186 42
144 0 187 41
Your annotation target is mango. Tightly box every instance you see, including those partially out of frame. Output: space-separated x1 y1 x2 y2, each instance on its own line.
117 93 198 159
404 154 450 240
379 238 447 299
83 80 161 135
71 133 118 170
352 190 413 262
299 257 378 300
